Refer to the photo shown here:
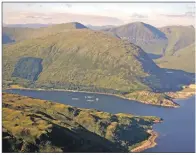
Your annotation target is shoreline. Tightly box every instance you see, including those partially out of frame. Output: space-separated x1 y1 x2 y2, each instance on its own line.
5 86 194 108
5 87 176 107
166 91 196 99
131 130 158 153
4 85 194 153
5 86 135 100
3 89 162 153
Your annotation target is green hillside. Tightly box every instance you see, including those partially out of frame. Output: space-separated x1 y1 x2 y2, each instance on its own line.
3 28 157 93
104 22 168 56
3 23 195 95
155 43 195 73
105 22 195 73
2 93 161 152
3 22 88 44
159 25 195 56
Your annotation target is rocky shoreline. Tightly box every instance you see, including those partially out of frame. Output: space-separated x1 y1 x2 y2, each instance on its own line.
166 84 196 99
131 130 158 153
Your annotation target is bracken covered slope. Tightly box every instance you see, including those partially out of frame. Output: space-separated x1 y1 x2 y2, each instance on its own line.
2 93 162 153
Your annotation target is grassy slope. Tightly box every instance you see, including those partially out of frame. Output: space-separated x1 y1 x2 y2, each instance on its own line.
154 26 195 73
159 25 195 56
105 23 194 57
104 23 195 73
166 84 196 99
104 22 168 55
124 91 179 107
155 43 195 73
2 93 161 153
3 28 158 92
3 23 195 108
3 22 88 43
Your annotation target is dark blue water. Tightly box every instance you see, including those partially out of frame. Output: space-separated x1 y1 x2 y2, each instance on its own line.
5 89 195 153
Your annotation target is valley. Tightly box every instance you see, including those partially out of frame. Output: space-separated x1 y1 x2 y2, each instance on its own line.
2 4 195 153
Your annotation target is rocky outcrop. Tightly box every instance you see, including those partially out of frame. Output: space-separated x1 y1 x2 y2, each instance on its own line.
123 91 179 108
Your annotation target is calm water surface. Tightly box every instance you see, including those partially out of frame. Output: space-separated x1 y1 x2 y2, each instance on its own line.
5 89 195 153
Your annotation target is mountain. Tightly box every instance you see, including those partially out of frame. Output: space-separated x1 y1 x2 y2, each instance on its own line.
2 28 156 92
105 22 195 73
3 23 194 95
2 92 162 152
156 26 195 72
104 22 168 56
159 25 195 56
2 22 88 43
105 22 167 42
155 43 195 73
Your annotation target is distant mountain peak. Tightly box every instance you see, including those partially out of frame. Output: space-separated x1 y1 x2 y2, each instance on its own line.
106 21 167 42
69 22 88 29
58 22 87 29
130 21 145 25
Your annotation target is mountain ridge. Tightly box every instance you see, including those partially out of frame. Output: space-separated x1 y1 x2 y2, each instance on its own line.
3 22 195 95
2 22 88 43
104 22 195 73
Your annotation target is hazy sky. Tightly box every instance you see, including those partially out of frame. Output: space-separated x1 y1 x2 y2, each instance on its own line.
3 2 195 27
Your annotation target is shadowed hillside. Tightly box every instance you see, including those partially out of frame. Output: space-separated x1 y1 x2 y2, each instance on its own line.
2 33 15 44
12 57 43 81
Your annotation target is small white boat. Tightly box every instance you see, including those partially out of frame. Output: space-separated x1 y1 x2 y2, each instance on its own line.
86 96 94 99
86 99 94 102
72 98 79 100
95 98 99 101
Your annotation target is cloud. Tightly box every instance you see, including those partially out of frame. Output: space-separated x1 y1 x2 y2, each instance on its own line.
25 15 52 20
3 11 124 26
2 3 195 27
160 12 195 18
124 11 195 27
26 3 35 7
66 4 72 8
130 13 148 19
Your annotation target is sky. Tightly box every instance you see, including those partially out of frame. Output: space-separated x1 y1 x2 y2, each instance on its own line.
3 2 196 27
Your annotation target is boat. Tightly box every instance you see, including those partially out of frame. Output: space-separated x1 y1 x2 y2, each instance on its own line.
85 96 94 99
72 98 79 100
86 99 94 102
